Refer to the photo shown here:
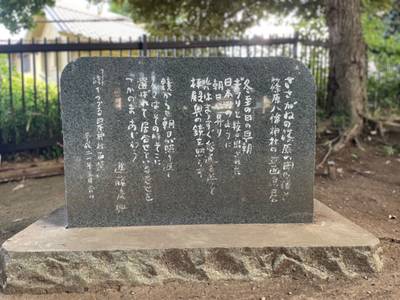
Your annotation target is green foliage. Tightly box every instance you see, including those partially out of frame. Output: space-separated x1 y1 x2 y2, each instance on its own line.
362 0 400 114
0 0 54 33
363 4 400 63
368 72 400 114
293 17 327 38
109 0 131 17
0 55 61 147
382 145 399 156
111 0 322 37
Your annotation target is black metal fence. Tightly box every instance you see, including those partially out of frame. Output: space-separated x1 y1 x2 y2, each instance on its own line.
0 34 329 154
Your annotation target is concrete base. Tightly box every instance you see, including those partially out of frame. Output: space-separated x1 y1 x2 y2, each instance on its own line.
0 200 382 294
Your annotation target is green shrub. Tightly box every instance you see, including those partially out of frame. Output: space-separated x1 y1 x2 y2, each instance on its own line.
367 61 400 115
363 10 400 115
0 55 61 147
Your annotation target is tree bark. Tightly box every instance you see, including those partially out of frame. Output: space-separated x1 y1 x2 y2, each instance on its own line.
325 0 367 152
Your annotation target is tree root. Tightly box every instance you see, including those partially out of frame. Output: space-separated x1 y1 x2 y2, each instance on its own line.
317 114 399 168
363 114 400 139
331 122 362 153
354 136 366 151
317 121 363 168
317 135 340 169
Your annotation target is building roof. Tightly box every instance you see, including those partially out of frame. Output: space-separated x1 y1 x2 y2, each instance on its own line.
42 3 145 40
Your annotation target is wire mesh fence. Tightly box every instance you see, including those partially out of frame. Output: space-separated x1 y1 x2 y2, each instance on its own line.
0 34 329 154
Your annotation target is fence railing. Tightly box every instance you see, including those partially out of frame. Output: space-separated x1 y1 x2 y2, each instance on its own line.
0 34 329 154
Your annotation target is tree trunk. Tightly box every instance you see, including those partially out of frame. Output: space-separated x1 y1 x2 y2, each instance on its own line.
325 0 367 152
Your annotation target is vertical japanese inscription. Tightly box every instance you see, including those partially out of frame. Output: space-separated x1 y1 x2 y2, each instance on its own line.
123 72 176 208
160 77 176 177
83 132 95 200
281 77 296 201
82 69 105 202
267 76 296 203
93 69 105 177
114 161 127 213
190 77 255 195
85 69 298 207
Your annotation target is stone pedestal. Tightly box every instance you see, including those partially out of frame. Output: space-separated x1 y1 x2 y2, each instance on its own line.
0 200 381 294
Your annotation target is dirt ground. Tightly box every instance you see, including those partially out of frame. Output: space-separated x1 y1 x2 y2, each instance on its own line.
0 141 399 299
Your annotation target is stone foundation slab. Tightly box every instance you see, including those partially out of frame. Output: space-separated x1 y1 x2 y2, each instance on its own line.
0 200 382 294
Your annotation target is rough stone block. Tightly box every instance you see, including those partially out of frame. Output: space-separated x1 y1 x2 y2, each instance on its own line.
0 200 381 294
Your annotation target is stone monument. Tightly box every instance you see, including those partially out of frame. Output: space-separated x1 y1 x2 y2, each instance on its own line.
61 57 314 227
0 58 381 294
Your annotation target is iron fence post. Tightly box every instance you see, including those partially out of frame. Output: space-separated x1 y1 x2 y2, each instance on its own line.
142 34 148 57
293 31 299 59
